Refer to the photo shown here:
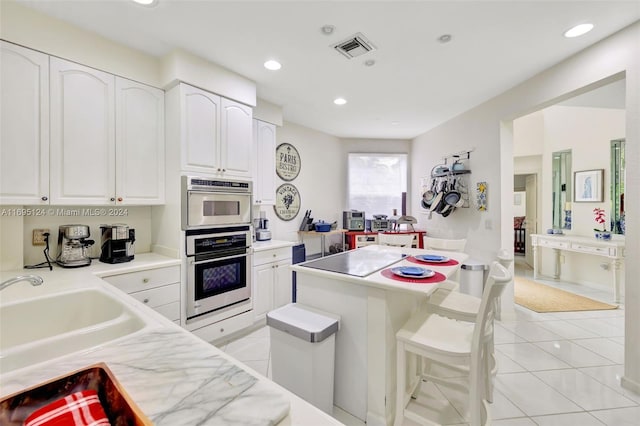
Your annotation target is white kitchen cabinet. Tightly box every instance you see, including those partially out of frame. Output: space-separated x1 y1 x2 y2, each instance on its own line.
170 83 252 178
49 57 164 205
0 42 50 205
252 247 292 321
102 265 181 323
115 78 165 205
252 119 276 205
50 57 116 205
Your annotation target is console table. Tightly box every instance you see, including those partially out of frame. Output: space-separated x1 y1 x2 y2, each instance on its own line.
530 234 625 302
298 229 347 257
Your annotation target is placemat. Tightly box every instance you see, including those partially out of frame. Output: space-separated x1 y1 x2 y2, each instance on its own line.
407 256 459 267
381 268 446 284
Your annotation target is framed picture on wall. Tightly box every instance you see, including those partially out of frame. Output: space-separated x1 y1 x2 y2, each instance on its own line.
574 169 604 202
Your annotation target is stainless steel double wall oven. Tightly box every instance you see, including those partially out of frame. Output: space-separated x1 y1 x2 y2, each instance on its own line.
182 176 253 320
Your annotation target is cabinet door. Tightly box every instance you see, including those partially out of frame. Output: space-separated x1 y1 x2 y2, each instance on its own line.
253 262 274 321
180 84 221 174
0 42 49 204
50 57 115 205
115 78 165 205
221 98 252 178
273 259 293 309
253 120 276 204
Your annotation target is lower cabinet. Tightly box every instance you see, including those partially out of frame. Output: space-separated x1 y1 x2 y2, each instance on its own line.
101 265 181 324
252 247 292 322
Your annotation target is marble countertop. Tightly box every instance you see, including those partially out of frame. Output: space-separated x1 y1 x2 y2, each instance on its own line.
0 253 341 426
291 245 468 295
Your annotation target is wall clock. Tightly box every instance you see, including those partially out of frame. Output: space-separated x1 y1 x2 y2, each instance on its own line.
275 143 301 181
274 183 301 221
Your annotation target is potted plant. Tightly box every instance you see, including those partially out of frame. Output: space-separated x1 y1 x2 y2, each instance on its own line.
593 208 611 240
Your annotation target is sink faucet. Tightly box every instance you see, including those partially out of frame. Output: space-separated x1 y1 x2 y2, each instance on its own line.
0 275 44 291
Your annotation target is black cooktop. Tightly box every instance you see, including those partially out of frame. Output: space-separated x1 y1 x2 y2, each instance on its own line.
300 250 407 277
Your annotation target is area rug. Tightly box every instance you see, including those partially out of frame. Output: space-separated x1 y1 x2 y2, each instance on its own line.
514 276 617 313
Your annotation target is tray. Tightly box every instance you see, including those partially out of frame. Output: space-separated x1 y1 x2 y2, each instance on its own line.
0 363 152 426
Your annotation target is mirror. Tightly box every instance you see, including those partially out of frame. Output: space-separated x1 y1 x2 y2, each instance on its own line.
610 138 625 234
552 150 572 229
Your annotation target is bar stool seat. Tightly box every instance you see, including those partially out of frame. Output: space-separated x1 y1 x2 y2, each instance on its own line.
394 262 511 426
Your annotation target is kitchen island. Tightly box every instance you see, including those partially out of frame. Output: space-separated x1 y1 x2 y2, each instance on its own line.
0 254 341 426
291 246 468 426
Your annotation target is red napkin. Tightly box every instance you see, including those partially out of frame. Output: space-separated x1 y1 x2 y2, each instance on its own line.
24 390 111 426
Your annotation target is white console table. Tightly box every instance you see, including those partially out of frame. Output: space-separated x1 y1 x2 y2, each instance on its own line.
531 234 625 302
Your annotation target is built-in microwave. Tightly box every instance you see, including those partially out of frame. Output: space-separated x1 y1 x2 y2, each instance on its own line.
181 176 252 230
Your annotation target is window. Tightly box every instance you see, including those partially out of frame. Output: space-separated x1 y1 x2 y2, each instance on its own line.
348 153 407 216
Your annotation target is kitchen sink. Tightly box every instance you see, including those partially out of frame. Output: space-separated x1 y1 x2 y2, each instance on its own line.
0 288 146 374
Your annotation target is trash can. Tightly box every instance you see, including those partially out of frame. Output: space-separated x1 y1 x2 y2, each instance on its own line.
459 260 487 298
267 303 340 414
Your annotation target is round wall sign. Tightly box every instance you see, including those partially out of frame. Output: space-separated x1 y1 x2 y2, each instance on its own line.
276 143 301 181
274 183 301 221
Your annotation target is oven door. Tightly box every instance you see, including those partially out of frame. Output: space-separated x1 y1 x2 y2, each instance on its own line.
187 250 252 319
185 191 251 229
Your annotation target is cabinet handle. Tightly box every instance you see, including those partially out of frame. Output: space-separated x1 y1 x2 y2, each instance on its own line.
220 327 225 333
117 197 123 202
41 196 48 201
143 298 149 304
222 169 226 172
110 197 115 202
143 278 149 283
217 168 222 172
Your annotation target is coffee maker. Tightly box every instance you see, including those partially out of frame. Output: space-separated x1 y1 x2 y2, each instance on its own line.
255 211 271 241
56 224 95 268
99 224 135 264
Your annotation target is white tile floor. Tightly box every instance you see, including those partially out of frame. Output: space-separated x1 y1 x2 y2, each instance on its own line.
215 256 638 425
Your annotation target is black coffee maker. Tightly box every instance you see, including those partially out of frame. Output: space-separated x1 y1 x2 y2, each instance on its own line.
99 224 135 264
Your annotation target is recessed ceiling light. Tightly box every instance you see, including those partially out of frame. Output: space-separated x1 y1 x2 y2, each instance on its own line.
264 60 282 71
437 34 452 43
364 59 376 67
334 98 347 105
131 0 158 6
321 25 335 35
564 23 594 38
391 121 400 126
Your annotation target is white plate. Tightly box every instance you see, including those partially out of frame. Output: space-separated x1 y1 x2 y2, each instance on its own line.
390 266 435 279
414 254 449 263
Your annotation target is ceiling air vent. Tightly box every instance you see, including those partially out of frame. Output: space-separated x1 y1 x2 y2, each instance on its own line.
333 32 376 59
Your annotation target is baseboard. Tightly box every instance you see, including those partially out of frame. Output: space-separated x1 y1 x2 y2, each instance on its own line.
621 375 640 395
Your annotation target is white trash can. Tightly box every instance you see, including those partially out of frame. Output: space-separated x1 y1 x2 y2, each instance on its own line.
267 303 340 414
459 260 487 298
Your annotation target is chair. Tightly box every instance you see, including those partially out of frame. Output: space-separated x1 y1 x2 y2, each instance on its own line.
378 233 415 248
394 261 512 426
423 236 467 252
423 249 514 401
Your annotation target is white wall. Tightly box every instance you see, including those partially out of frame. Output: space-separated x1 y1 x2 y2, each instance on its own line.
0 1 161 87
255 121 344 255
411 22 640 393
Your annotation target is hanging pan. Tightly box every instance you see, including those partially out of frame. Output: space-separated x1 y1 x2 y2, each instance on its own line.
422 179 437 209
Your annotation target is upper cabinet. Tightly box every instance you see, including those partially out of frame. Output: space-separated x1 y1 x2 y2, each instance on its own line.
252 119 276 205
50 57 116 205
115 78 165 205
0 42 50 205
0 44 165 206
170 83 253 178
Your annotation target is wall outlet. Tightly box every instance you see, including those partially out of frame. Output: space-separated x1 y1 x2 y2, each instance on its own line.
32 228 50 246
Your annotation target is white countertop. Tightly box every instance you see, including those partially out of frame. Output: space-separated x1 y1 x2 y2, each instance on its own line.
291 245 468 295
252 239 296 252
0 253 341 426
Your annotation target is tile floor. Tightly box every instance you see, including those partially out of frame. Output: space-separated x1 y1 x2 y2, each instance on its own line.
216 256 638 425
